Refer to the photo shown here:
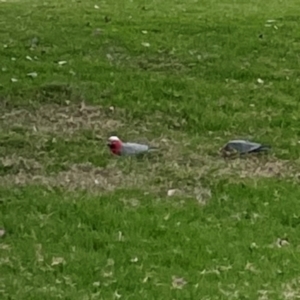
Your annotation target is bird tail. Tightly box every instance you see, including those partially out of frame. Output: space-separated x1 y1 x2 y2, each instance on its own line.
251 144 271 153
148 147 159 152
258 144 271 151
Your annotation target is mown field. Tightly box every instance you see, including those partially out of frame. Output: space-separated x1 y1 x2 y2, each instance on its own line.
1 0 300 299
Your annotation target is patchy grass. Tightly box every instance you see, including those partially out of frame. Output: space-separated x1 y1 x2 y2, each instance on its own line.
1 0 300 299
1 102 299 197
2 183 300 299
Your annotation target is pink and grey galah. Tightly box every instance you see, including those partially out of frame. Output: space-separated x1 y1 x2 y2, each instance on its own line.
107 136 158 156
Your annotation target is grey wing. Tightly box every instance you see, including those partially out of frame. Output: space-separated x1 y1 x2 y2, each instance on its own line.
226 140 262 153
122 142 149 155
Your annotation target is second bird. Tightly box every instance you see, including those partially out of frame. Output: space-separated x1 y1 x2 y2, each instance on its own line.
221 139 271 155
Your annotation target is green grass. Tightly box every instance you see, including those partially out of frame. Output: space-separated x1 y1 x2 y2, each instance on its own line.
1 0 300 298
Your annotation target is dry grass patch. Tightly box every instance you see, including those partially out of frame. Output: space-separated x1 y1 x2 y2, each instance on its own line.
1 103 300 198
0 163 126 192
282 277 300 300
0 152 299 199
134 54 188 72
102 43 188 73
0 155 43 175
0 101 123 137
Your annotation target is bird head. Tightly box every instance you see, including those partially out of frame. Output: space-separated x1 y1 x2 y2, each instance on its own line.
107 136 123 155
219 144 238 158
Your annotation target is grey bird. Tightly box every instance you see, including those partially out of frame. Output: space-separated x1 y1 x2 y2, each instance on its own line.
221 139 271 156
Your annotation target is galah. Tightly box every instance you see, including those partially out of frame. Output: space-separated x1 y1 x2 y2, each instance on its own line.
107 136 158 156
221 139 271 156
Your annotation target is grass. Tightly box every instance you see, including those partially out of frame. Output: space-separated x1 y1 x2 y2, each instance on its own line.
1 0 300 298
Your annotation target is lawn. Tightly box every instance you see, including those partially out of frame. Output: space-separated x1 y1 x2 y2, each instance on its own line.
1 0 300 299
